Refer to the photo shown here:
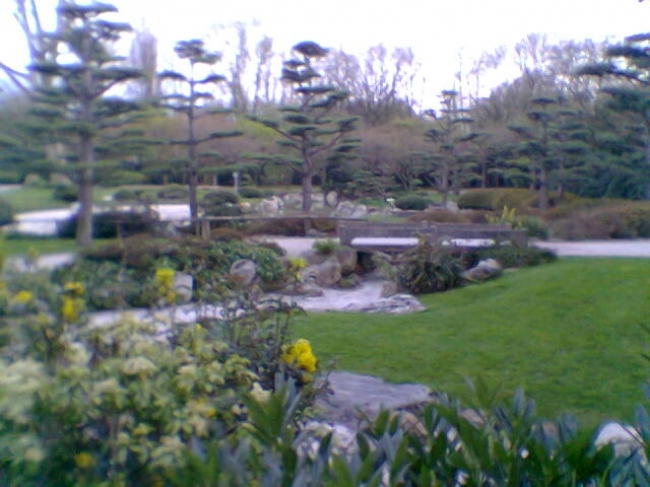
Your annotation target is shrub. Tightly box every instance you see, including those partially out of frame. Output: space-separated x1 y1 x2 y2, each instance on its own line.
112 188 144 202
0 198 14 226
56 210 158 239
210 227 246 241
398 240 465 294
395 194 432 211
203 190 240 206
550 202 650 240
408 209 470 224
202 203 242 217
457 188 496 210
246 218 306 236
96 169 147 187
518 215 549 239
52 184 79 203
312 238 338 256
157 184 188 200
0 170 22 184
238 186 264 199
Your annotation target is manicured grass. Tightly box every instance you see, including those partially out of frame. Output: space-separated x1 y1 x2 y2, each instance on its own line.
294 258 650 428
1 237 79 257
1 187 67 213
1 237 117 257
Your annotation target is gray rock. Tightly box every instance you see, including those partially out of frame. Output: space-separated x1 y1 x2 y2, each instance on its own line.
333 201 368 218
380 281 399 297
595 422 644 458
229 259 257 287
350 293 424 314
336 246 358 276
282 193 302 208
305 257 342 287
174 273 193 304
316 371 431 427
462 259 502 282
325 190 339 207
259 196 283 215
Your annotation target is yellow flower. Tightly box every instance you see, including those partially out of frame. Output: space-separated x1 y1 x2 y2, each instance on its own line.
282 339 317 373
74 452 96 469
155 268 176 304
289 257 307 271
12 290 34 305
63 282 85 297
61 296 84 323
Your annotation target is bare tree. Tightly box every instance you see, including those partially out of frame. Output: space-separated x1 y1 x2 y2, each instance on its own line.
252 36 274 114
127 26 159 100
3 0 68 92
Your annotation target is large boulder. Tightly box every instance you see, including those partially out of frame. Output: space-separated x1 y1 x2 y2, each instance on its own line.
462 259 502 282
174 272 193 304
259 196 283 215
336 246 358 276
350 294 425 314
304 257 342 287
229 259 257 288
333 201 368 218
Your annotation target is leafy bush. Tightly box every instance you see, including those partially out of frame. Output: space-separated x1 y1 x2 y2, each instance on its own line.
0 170 22 184
210 227 246 241
518 215 549 239
398 240 465 294
550 202 650 240
96 169 147 187
457 188 496 209
0 290 308 485
112 188 144 201
52 259 156 309
238 186 264 199
157 185 189 200
395 194 432 211
202 203 242 217
203 190 240 206
0 198 14 226
312 238 338 255
57 210 158 239
408 209 471 224
52 184 79 203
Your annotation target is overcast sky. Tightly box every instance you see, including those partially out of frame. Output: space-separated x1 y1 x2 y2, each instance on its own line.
1 0 648 103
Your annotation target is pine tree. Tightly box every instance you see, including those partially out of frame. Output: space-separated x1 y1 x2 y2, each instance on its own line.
250 41 359 212
28 1 143 246
421 90 479 206
158 39 242 233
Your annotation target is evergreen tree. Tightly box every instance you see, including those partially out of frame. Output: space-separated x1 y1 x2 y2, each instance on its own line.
421 90 479 206
28 1 143 246
250 41 359 212
158 39 242 233
577 33 650 199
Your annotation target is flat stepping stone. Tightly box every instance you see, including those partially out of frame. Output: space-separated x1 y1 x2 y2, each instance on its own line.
316 371 432 426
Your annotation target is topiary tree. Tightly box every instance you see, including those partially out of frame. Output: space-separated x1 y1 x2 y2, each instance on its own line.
250 41 359 212
158 39 242 234
28 1 144 246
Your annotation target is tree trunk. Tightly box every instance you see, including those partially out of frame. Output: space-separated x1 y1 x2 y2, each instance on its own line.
538 167 549 211
301 161 313 213
77 135 94 247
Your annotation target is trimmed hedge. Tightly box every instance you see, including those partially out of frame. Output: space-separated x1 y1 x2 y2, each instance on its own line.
395 194 432 211
550 202 650 240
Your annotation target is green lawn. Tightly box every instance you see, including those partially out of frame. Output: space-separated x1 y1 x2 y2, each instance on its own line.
1 237 79 257
293 258 650 428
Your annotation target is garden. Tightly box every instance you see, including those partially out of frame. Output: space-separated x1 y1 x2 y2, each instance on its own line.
2 183 650 485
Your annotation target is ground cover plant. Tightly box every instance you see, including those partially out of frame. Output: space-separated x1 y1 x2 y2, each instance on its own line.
294 258 650 428
3 252 650 484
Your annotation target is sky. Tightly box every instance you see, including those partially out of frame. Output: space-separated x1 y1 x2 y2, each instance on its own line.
1 0 649 106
